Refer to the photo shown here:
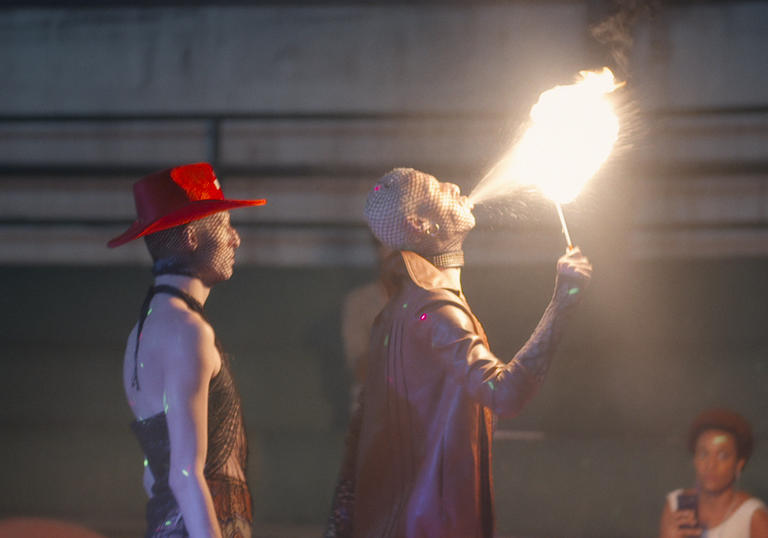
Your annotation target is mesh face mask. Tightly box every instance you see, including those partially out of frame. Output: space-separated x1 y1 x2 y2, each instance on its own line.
364 168 475 267
145 212 240 286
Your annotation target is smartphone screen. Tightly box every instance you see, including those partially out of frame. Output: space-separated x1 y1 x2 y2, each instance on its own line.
677 493 699 529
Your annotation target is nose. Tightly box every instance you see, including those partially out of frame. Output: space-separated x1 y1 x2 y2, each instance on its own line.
230 227 241 249
700 454 717 472
442 183 460 197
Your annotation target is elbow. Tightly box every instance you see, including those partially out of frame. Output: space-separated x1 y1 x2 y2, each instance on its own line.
491 383 539 418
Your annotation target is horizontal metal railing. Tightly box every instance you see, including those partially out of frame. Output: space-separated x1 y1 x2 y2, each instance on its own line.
1 106 768 233
1 105 767 176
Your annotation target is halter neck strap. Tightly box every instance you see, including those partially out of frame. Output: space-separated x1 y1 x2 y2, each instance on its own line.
131 285 207 391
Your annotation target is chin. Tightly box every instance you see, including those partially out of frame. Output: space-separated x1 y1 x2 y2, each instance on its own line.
205 268 234 286
699 479 733 494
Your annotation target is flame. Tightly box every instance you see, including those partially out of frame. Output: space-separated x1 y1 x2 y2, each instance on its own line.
515 67 621 204
471 67 622 207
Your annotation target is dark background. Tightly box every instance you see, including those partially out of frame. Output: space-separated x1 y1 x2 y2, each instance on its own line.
2 256 767 536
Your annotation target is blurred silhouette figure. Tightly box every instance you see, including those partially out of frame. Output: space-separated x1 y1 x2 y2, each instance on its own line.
340 239 391 411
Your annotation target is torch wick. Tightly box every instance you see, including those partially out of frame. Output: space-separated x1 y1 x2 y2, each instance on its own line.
554 202 574 251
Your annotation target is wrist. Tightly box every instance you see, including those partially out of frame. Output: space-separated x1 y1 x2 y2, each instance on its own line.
553 273 586 305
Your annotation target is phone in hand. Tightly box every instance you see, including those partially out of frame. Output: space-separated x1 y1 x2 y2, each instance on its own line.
677 492 699 529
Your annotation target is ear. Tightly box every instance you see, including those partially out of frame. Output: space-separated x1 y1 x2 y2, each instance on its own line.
404 215 431 244
184 225 199 252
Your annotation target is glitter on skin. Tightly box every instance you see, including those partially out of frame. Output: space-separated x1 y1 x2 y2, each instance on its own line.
374 185 381 191
420 313 428 321
402 303 408 309
144 458 149 468
182 468 189 477
568 287 580 295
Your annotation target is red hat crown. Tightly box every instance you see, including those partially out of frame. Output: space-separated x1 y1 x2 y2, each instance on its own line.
108 162 266 248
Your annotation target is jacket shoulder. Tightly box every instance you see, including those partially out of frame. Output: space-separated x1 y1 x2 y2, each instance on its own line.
407 284 466 312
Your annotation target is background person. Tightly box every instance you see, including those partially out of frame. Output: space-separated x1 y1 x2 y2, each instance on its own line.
340 239 391 412
659 408 768 538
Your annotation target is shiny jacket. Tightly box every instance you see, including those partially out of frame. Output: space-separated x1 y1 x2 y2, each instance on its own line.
327 251 584 538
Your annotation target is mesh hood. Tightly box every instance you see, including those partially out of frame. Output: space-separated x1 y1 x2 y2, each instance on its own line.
146 212 240 286
364 168 475 259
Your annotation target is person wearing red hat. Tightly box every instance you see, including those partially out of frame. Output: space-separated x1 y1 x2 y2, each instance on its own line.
109 163 265 538
325 168 592 538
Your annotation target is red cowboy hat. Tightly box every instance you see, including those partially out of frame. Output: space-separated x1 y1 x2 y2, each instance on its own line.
108 162 266 248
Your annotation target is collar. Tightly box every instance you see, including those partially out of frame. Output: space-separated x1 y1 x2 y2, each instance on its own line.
388 250 462 293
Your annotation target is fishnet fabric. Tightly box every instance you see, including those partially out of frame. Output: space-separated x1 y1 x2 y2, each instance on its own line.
145 213 235 286
364 168 475 258
511 274 585 382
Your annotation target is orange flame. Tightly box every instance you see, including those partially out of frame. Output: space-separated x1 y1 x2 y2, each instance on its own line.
515 67 622 203
471 67 622 207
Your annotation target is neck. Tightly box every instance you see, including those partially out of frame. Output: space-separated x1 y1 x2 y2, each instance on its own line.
441 266 462 291
699 484 737 507
153 274 211 306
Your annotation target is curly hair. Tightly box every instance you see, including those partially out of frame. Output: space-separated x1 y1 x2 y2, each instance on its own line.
687 408 754 464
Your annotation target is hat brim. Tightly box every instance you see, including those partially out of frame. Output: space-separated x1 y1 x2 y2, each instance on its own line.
107 198 266 248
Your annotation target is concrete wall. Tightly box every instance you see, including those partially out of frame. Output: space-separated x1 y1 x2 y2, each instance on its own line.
0 5 589 113
1 2 767 266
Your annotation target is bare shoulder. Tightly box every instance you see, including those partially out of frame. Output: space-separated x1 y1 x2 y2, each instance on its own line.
750 503 768 538
154 300 219 375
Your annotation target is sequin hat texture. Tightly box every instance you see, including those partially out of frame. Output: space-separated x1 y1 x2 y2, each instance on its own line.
107 163 266 248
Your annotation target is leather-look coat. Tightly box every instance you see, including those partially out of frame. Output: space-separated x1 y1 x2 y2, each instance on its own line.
326 251 584 538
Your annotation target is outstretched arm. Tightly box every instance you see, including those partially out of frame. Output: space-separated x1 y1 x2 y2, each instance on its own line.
427 248 592 417
508 247 592 383
163 316 222 538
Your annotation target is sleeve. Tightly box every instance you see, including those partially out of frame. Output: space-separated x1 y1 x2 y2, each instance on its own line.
422 274 584 417
324 390 364 538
